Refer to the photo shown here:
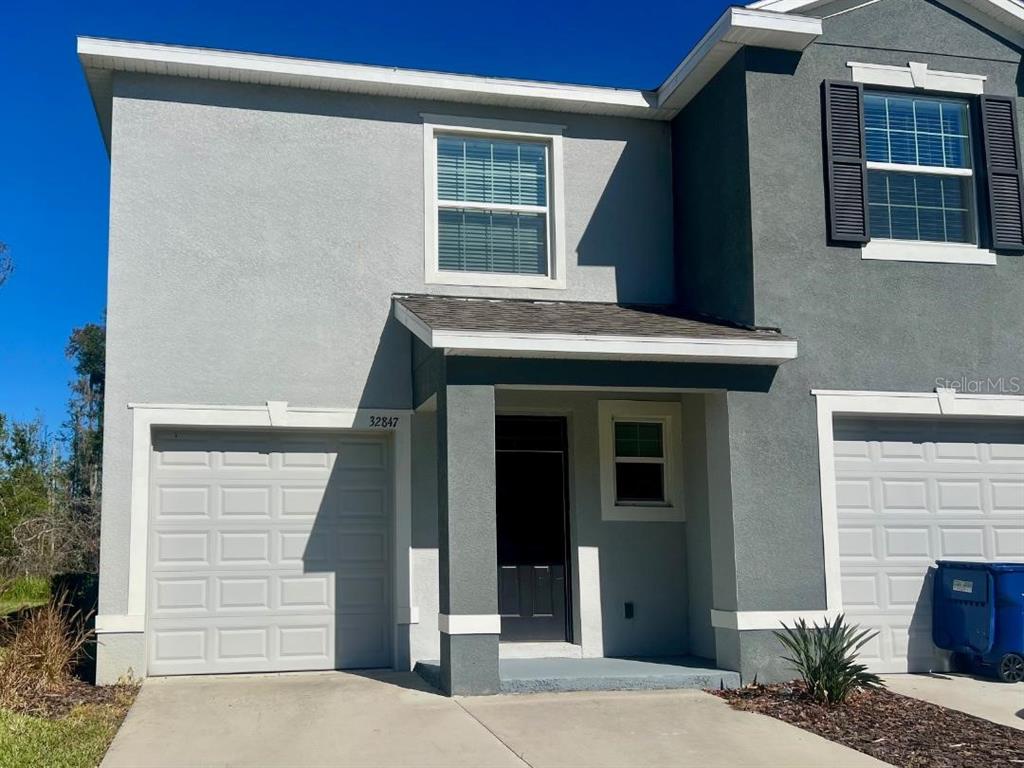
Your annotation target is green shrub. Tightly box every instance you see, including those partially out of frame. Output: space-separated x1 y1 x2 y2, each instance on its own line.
0 576 50 616
775 614 883 706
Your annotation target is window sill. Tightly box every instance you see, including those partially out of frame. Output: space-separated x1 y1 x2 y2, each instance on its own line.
426 269 566 290
602 503 684 523
861 240 997 265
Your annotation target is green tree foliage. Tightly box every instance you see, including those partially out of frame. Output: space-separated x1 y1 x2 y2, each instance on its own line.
0 417 52 564
65 323 105 500
0 321 106 578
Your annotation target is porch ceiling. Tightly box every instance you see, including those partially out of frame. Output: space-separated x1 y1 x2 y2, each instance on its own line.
394 294 798 366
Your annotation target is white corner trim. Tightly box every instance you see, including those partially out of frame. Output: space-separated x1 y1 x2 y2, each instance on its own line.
861 240 997 265
710 608 842 631
123 403 414 661
811 388 1024 621
95 614 145 634
392 305 799 365
847 61 986 95
437 614 501 635
597 400 685 522
421 116 567 291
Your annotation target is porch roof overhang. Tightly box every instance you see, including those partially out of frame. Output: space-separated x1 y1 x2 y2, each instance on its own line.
393 295 798 366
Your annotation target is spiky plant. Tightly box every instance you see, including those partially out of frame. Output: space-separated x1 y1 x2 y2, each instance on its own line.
775 614 883 706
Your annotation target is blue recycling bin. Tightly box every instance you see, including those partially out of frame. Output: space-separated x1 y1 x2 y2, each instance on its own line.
933 560 1024 682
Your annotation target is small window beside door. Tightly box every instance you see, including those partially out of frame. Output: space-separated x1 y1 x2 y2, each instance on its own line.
598 401 684 522
613 421 666 504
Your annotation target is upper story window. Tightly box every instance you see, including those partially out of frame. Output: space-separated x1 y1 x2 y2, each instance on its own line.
437 135 549 275
864 92 975 244
423 116 566 289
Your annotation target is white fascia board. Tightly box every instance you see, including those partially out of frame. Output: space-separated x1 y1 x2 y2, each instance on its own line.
434 329 797 365
657 8 822 112
76 37 662 120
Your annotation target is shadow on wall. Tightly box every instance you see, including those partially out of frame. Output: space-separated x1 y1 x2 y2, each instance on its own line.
357 314 412 410
303 438 394 671
574 124 675 304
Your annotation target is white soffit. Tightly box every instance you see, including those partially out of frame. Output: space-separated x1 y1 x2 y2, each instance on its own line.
657 8 822 112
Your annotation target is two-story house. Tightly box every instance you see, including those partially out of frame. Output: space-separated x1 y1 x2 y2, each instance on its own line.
81 0 1024 695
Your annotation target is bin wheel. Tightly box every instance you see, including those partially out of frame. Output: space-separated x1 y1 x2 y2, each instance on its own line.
998 653 1024 683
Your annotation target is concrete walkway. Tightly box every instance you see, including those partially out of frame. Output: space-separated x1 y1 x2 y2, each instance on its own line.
102 671 885 768
883 673 1024 731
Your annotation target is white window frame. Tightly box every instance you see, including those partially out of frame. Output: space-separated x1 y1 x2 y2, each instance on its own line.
848 64 998 266
422 114 567 289
598 400 684 522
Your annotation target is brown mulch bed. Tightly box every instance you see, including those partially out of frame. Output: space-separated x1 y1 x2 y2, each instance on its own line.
712 682 1024 768
4 681 137 720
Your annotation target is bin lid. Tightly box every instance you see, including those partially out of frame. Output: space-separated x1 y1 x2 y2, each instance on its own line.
937 560 1024 572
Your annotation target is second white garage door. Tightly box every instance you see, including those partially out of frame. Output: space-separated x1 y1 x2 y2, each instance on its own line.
147 430 391 675
834 418 1024 673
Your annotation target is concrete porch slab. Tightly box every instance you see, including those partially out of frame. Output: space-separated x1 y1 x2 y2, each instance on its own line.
416 656 740 694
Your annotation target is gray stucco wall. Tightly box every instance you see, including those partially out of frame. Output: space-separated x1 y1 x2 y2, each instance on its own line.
99 73 674 621
674 0 1023 680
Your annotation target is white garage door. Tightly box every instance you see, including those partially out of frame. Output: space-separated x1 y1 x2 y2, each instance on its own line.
147 430 391 675
834 418 1024 673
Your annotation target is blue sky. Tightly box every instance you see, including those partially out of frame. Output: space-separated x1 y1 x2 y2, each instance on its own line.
0 0 731 429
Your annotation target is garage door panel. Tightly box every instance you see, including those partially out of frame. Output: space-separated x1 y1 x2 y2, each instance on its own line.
836 417 1024 673
993 526 1024 558
147 431 391 675
155 531 210 566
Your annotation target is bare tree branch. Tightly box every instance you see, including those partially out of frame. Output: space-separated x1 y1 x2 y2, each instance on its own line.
0 243 11 288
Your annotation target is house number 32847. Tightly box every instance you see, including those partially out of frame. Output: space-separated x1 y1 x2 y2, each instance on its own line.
368 415 400 429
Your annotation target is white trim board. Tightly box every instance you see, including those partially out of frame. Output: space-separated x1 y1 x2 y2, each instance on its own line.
394 303 799 365
861 240 998 265
848 61 986 95
438 614 502 635
710 609 841 630
107 401 415 672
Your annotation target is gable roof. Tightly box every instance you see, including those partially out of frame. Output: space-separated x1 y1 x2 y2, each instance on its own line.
747 0 1024 45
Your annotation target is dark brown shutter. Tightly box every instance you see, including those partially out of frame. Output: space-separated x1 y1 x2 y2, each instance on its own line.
980 96 1024 251
823 80 870 243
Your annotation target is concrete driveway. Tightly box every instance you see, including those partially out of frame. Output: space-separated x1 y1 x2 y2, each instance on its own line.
102 671 884 768
883 673 1024 731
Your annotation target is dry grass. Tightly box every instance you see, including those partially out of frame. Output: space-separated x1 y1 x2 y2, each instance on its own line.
0 590 93 712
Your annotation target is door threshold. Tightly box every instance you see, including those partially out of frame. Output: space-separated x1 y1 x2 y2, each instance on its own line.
499 641 582 660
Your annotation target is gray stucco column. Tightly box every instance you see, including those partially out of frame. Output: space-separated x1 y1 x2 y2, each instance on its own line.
437 384 500 695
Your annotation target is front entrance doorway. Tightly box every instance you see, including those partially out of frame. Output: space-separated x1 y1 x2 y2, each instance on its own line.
495 416 571 642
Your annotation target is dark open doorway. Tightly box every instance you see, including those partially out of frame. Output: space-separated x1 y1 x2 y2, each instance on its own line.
495 415 572 642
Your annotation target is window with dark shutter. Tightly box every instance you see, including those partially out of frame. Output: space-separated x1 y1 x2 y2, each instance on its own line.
824 80 870 244
980 96 1024 251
